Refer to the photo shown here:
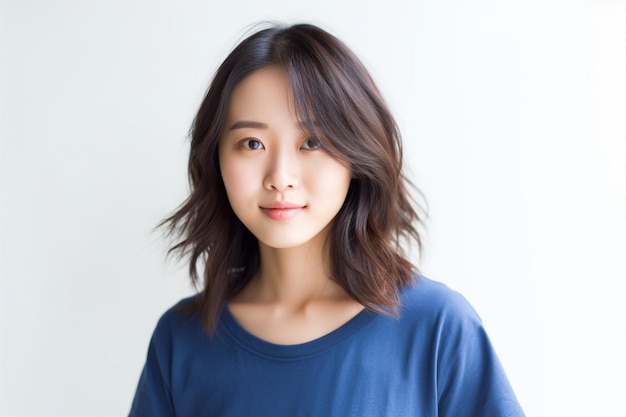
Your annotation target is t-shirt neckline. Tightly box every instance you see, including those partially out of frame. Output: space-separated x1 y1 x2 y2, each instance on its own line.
220 306 377 361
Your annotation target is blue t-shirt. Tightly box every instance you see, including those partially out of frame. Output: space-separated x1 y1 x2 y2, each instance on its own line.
129 277 525 416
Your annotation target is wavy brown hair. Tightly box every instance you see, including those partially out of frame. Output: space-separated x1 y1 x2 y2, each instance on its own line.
162 23 426 333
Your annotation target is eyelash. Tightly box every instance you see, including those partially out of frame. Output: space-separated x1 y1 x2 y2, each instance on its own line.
300 137 323 150
236 138 323 151
238 138 264 150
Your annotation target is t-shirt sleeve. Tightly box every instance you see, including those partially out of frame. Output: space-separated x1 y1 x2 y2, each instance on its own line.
128 312 177 417
434 291 525 417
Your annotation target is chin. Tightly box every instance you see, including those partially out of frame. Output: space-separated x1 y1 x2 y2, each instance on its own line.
253 229 328 251
257 238 313 250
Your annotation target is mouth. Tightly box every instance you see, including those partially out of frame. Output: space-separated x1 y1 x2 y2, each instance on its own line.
260 202 306 221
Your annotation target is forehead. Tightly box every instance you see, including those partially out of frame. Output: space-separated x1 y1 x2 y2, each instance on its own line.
226 66 295 121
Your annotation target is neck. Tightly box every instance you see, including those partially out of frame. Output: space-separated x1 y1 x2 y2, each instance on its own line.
239 231 347 308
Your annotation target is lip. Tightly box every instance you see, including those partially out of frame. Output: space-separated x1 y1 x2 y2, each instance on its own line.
261 201 305 209
260 202 306 221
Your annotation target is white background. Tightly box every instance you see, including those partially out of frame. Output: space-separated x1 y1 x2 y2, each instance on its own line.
1 0 624 416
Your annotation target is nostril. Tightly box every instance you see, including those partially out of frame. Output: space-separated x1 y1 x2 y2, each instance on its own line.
265 172 298 191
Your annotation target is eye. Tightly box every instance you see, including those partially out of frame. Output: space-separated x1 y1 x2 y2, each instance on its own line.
238 138 264 150
300 137 323 150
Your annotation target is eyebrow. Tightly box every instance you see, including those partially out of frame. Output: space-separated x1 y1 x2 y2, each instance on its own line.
228 120 269 131
227 120 324 133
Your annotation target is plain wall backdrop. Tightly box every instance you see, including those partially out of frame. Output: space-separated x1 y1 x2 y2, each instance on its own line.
1 0 624 416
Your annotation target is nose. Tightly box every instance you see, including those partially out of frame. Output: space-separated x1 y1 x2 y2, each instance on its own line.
263 147 299 191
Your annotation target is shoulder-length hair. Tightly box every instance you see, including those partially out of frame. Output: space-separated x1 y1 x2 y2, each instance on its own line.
162 23 425 333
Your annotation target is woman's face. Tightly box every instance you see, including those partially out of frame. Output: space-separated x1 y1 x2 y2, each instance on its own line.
218 65 352 250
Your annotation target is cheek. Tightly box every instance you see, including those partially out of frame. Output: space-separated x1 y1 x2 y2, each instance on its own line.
220 160 256 205
307 159 352 199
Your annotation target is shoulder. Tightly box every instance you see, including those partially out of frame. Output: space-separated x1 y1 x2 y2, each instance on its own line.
392 274 488 351
401 278 526 416
151 294 204 344
399 275 481 324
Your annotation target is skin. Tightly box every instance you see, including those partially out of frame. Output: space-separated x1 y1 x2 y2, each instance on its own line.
218 66 364 345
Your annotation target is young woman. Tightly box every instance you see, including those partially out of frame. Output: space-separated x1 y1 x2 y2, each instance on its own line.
129 23 525 417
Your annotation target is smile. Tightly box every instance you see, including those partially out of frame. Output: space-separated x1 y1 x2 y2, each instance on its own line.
260 203 306 221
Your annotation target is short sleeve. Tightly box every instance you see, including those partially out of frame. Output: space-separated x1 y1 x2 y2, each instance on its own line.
434 292 525 417
128 313 177 417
